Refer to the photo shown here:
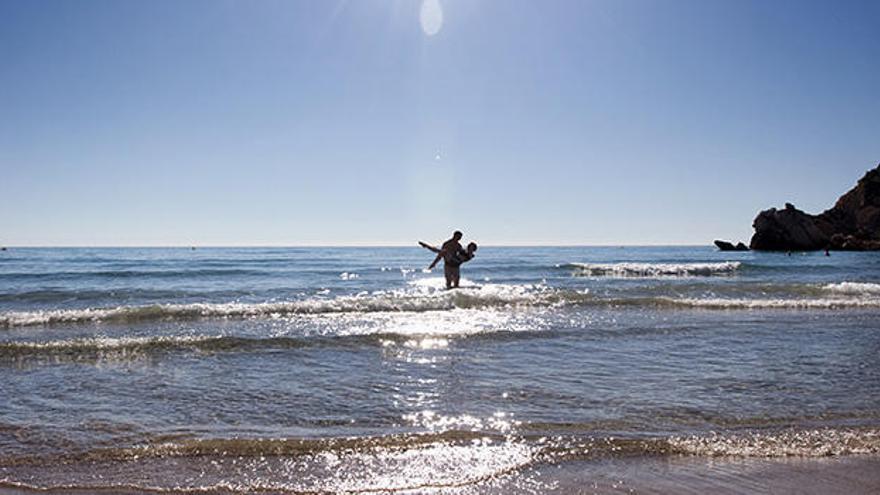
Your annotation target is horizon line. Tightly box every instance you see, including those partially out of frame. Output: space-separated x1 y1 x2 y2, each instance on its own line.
1 243 716 249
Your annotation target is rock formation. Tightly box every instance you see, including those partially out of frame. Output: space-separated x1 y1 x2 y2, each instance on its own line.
714 240 749 251
750 164 880 251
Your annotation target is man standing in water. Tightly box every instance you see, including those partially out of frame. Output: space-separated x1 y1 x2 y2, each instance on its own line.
423 230 474 289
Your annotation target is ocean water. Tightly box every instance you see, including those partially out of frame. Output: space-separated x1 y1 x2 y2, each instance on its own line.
0 246 878 493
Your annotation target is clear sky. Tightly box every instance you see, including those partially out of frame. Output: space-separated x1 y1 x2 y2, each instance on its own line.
1 0 878 246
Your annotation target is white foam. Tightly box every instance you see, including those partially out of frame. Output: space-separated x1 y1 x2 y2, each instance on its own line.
0 335 215 352
409 276 479 289
0 279 557 328
570 262 740 278
670 428 880 457
823 282 880 295
669 297 880 309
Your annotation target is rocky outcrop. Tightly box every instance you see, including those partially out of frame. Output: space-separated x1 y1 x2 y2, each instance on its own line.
714 240 749 251
750 164 880 251
749 203 830 251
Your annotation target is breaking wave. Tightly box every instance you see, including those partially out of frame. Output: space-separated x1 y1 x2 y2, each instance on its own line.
2 426 877 469
0 334 470 359
0 281 561 328
668 427 880 457
664 297 880 309
823 281 880 295
569 261 741 277
3 283 880 328
0 335 289 358
2 427 877 495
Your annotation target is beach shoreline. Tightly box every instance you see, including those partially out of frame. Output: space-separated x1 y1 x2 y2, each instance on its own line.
471 454 880 495
2 454 879 494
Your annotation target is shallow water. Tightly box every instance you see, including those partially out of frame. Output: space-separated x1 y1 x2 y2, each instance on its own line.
0 247 878 492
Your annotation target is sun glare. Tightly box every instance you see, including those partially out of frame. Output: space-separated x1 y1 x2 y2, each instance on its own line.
420 0 443 36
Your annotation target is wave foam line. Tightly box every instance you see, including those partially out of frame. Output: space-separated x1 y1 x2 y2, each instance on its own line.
4 286 880 328
569 261 741 277
0 431 503 462
665 296 880 309
0 283 556 328
0 333 454 358
669 427 880 457
4 427 877 470
823 282 880 295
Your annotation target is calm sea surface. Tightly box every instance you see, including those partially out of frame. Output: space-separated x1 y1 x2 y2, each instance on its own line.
1 246 879 492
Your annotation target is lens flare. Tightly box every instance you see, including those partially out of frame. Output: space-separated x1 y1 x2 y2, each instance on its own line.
420 0 443 36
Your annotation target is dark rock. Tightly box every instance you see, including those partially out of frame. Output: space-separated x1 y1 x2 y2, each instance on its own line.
714 240 750 251
750 163 880 251
714 240 735 251
750 204 830 251
829 233 880 251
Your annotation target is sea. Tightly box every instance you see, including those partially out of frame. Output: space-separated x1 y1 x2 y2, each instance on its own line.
0 246 878 494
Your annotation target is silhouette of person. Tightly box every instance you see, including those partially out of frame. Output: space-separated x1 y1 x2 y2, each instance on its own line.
419 231 477 289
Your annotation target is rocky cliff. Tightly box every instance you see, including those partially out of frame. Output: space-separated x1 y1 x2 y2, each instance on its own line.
750 164 880 251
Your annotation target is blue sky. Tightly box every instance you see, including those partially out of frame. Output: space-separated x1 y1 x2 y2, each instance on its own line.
1 0 878 246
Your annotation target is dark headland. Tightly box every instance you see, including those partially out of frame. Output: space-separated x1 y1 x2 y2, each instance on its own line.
718 163 880 251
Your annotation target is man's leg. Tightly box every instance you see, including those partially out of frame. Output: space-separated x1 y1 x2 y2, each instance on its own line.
444 263 453 289
452 265 461 288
